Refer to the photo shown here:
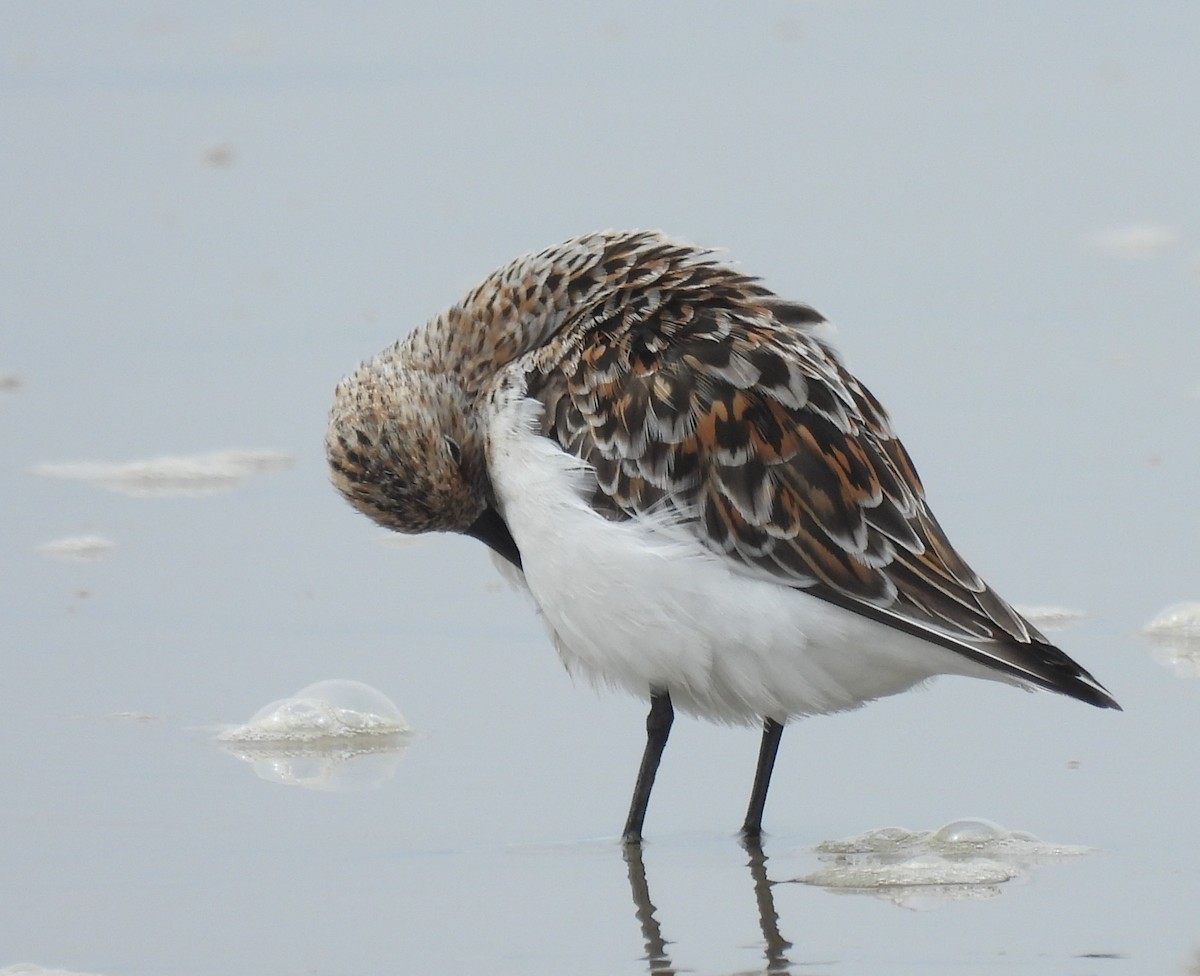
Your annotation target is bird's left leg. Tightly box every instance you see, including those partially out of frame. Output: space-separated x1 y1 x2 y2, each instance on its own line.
741 717 784 840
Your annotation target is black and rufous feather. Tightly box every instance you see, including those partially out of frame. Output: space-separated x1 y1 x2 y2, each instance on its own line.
521 234 1118 710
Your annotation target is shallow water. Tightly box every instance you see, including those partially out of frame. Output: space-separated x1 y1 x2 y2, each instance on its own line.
4 3 1199 973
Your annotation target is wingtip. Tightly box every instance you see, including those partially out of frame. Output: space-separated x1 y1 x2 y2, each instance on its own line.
1068 679 1121 712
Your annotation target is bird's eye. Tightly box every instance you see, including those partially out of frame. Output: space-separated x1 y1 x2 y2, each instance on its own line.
443 436 462 466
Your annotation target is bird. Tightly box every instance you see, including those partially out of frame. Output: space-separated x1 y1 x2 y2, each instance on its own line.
326 230 1120 844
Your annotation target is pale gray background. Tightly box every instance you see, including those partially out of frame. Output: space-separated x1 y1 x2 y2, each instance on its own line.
2 3 1198 974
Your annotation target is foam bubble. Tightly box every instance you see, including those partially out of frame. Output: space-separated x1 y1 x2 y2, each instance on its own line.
931 817 1007 844
36 535 116 562
814 826 921 855
1145 602 1200 640
1088 223 1180 257
1144 602 1200 677
33 449 293 497
0 967 109 976
805 854 1016 890
801 818 1090 908
1014 606 1084 631
220 679 408 742
217 680 412 792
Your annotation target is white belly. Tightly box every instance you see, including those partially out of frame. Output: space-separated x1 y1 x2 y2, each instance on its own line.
486 394 1010 725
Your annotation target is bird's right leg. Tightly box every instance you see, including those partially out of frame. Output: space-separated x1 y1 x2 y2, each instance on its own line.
622 691 674 845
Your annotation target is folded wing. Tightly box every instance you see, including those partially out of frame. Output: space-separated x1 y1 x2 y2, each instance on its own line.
521 244 1117 709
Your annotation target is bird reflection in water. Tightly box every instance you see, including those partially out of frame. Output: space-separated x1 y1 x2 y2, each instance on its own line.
623 839 794 975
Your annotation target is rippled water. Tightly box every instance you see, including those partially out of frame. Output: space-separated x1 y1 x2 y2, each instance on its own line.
3 3 1199 974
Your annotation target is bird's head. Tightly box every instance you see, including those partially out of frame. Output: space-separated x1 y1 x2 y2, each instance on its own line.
326 356 488 536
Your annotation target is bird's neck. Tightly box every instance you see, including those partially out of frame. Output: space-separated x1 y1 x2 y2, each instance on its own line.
398 268 594 397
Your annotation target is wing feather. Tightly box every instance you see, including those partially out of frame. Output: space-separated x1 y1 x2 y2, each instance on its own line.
518 240 1117 708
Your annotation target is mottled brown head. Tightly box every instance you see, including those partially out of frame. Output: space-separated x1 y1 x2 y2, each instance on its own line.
326 357 488 535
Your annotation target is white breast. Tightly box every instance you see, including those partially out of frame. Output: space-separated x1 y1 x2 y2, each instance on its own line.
485 390 1013 726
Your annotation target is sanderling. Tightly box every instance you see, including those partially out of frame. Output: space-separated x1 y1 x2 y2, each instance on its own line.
327 231 1119 843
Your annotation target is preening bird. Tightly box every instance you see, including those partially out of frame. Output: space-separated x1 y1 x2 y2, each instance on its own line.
326 231 1119 843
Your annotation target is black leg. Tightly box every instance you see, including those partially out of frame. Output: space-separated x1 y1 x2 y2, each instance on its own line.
623 692 674 845
741 718 784 840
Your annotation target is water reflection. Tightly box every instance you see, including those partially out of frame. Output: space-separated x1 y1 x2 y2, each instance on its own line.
619 820 1095 972
623 840 795 975
623 844 673 975
744 841 794 974
217 733 412 792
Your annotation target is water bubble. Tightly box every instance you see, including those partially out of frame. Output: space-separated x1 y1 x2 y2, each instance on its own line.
815 826 917 855
1014 606 1084 631
216 680 413 792
37 535 116 562
931 818 1006 845
1088 223 1180 257
1145 602 1200 640
222 679 408 742
0 967 108 976
802 817 1091 907
33 449 293 498
1144 603 1200 677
